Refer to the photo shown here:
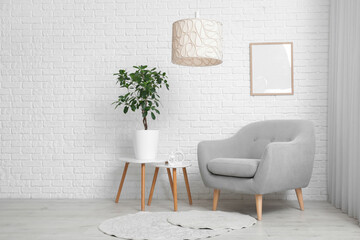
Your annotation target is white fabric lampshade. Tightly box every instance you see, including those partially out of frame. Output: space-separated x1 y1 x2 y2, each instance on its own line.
171 18 223 67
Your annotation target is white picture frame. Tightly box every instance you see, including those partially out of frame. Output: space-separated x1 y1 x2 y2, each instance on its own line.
250 42 294 96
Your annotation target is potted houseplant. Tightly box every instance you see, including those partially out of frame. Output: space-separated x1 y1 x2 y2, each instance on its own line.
113 65 169 160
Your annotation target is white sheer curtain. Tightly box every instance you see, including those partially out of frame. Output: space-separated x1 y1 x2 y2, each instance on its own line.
328 0 360 221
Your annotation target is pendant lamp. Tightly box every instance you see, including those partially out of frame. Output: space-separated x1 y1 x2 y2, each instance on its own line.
171 12 223 67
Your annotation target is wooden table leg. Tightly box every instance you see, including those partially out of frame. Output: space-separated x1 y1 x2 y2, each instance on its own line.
182 167 192 205
115 162 129 203
141 163 145 211
172 168 177 211
147 167 159 206
166 168 174 196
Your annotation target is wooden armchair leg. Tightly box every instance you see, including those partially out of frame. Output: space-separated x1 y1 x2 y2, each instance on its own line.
295 188 304 211
213 189 220 211
255 194 263 221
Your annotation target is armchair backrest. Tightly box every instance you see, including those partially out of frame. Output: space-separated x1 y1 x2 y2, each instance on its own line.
233 120 315 159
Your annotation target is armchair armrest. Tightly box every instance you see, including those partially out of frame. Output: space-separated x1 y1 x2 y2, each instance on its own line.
253 139 315 194
197 137 242 187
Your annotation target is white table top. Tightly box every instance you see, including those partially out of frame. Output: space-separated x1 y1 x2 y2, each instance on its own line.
153 161 192 168
118 157 192 168
118 157 165 164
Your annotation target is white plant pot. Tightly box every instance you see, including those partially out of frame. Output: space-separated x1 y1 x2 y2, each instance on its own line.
133 130 159 160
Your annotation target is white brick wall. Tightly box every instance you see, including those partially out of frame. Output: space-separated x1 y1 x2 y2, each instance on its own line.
0 0 329 200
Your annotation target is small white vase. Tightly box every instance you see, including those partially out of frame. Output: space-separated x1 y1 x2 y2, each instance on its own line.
133 130 159 160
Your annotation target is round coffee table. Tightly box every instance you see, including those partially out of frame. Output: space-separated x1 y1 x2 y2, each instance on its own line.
114 157 164 211
147 161 192 211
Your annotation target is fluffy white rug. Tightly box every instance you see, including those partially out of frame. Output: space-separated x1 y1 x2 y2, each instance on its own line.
167 210 257 230
98 211 256 240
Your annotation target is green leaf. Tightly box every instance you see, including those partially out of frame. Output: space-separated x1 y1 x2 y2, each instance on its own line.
114 65 169 121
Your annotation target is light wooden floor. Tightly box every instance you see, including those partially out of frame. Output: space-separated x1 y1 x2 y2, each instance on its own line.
0 199 359 240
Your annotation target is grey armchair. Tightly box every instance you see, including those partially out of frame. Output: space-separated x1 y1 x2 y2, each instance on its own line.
197 120 315 220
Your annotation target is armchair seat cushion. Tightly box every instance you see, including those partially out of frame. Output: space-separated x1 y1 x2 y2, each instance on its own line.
207 158 261 178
